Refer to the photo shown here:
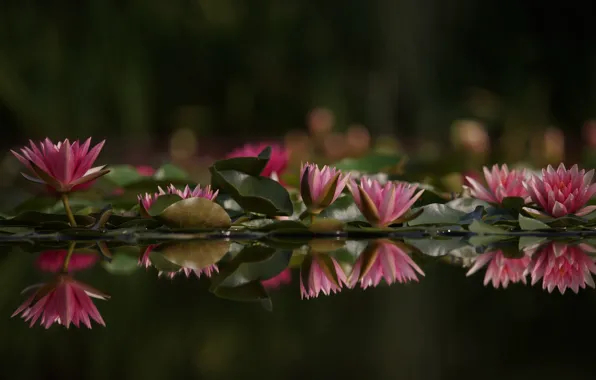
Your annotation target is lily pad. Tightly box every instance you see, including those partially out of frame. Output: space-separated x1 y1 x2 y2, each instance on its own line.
157 197 232 229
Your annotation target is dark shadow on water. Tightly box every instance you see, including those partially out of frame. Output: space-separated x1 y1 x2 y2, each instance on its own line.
1 236 596 380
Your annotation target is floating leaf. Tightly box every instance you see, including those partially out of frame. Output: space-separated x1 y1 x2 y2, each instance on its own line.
101 247 140 275
446 197 490 213
148 250 183 273
212 281 272 311
214 248 292 288
210 168 293 216
158 198 232 228
500 197 526 212
153 163 189 181
405 237 470 257
318 195 365 222
406 204 466 226
518 214 552 231
468 220 508 234
104 165 143 187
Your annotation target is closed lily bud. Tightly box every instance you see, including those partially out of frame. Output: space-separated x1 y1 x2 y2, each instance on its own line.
300 163 349 214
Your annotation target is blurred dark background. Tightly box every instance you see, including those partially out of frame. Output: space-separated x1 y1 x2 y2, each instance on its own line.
1 1 596 167
2 1 596 379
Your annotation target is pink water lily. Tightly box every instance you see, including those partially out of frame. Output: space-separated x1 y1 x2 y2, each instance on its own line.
464 164 529 204
11 138 108 193
36 250 98 273
348 178 424 227
349 240 424 289
525 241 596 294
300 255 347 299
226 143 288 179
466 250 531 288
262 268 292 290
300 163 350 213
135 165 155 177
12 274 109 329
524 164 596 217
138 183 218 211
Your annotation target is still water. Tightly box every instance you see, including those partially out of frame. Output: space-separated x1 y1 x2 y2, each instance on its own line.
2 236 596 380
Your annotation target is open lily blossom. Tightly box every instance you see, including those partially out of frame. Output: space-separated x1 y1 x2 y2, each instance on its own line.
464 164 529 204
36 250 98 273
466 250 531 288
11 138 109 193
300 255 347 299
135 165 155 177
349 240 424 289
226 143 289 179
300 162 350 213
138 183 219 211
525 242 596 294
348 178 424 227
12 274 109 329
262 268 292 290
524 164 596 217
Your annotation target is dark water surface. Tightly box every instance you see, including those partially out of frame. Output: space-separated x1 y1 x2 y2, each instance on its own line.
1 237 596 380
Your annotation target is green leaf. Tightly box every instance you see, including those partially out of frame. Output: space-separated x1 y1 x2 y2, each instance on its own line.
101 247 140 275
446 198 490 213
158 197 232 228
0 211 95 227
406 204 466 226
104 165 143 187
210 149 270 176
500 197 526 212
333 153 405 173
468 220 508 234
153 163 189 181
318 195 365 222
215 248 292 288
254 220 308 232
210 168 293 216
148 251 183 273
212 281 272 310
404 237 470 257
518 214 552 231
147 194 183 216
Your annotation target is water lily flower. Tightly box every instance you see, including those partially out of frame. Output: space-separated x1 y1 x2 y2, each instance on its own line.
300 254 347 299
261 268 292 290
226 143 288 179
348 178 424 227
524 164 596 217
12 274 109 329
524 241 596 294
135 165 155 177
138 183 218 212
349 240 424 289
300 163 350 213
11 138 109 193
464 164 529 204
36 250 98 273
466 250 531 288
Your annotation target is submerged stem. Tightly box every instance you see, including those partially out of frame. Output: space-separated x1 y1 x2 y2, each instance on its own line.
61 193 77 227
62 242 76 273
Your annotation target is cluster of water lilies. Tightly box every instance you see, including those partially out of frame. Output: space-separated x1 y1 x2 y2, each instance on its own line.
6 137 596 329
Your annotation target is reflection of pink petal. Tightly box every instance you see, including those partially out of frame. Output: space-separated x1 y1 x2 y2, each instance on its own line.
466 251 531 288
12 274 109 329
36 250 98 273
137 184 218 210
525 242 596 294
350 241 424 289
300 256 347 299
261 268 292 290
158 265 219 280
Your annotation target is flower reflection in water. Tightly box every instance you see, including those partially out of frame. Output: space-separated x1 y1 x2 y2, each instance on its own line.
525 241 596 294
466 250 532 288
12 274 109 329
36 250 98 273
262 268 292 290
349 240 424 289
139 244 219 280
300 254 347 299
